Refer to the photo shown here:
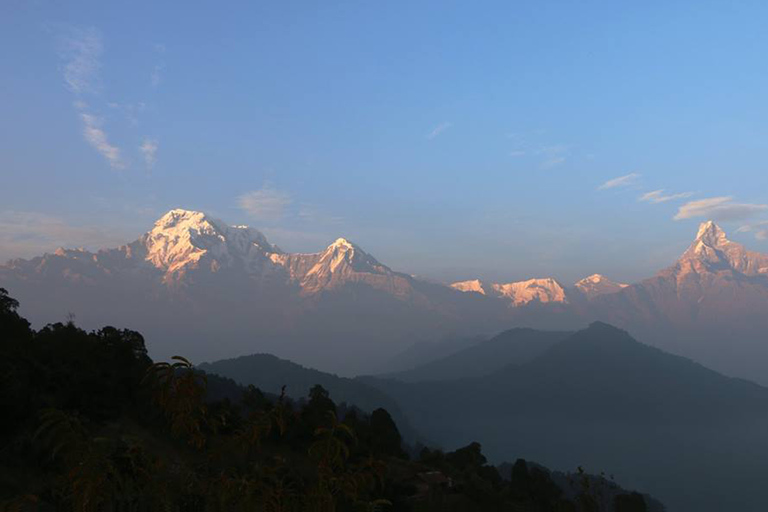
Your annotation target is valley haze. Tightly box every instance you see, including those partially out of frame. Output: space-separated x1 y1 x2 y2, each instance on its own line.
2 209 768 385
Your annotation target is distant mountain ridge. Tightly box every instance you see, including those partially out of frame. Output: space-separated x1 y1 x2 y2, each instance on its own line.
0 209 508 373
3 209 768 382
451 274 628 305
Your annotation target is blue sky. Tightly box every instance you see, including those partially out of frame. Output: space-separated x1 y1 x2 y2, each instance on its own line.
2 1 768 284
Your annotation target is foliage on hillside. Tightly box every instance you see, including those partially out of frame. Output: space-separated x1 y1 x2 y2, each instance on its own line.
0 288 654 511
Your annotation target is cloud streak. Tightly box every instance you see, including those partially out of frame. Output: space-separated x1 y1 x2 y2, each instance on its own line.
597 173 641 190
427 122 452 140
737 221 768 241
0 211 130 262
237 186 292 221
140 139 158 169
59 27 102 94
639 189 694 204
674 196 768 221
58 27 130 170
80 112 125 169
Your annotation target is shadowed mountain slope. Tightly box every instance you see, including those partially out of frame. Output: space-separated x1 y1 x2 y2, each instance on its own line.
384 328 571 382
363 323 768 512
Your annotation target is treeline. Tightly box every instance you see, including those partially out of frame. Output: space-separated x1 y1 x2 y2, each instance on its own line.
0 288 654 511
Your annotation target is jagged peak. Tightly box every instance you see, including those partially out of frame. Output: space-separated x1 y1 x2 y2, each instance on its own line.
154 208 216 229
695 220 728 246
144 209 278 274
451 279 487 294
682 220 734 263
578 273 609 284
328 237 357 251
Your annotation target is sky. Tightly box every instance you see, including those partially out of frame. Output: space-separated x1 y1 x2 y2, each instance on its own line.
1 1 768 285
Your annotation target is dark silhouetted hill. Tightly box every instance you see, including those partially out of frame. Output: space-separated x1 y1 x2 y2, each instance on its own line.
199 352 420 442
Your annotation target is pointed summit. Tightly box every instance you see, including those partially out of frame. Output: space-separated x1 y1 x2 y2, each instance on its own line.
329 237 356 250
678 221 768 275
694 220 729 247
315 237 387 275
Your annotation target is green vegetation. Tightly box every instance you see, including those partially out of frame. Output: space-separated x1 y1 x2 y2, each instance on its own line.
0 288 654 511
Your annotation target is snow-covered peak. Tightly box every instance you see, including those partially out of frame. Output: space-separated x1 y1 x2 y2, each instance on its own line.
143 209 279 275
694 221 729 248
492 278 567 306
677 221 768 275
574 274 628 299
329 237 356 250
451 279 487 295
312 237 386 275
451 277 568 306
269 237 406 296
154 209 214 231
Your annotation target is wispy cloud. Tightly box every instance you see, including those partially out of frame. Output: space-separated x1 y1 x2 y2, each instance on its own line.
237 186 292 221
80 111 125 169
737 221 768 241
504 131 576 169
139 139 158 169
59 27 102 94
57 27 129 170
151 43 166 87
536 145 570 169
597 173 641 190
150 65 164 87
427 122 452 140
639 189 694 204
674 196 768 221
0 211 130 262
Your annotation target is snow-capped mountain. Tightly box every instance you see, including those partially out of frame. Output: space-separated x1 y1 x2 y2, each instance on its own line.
270 237 416 298
677 220 768 275
451 274 626 305
573 274 628 299
142 209 282 281
2 212 768 382
451 278 568 306
0 209 494 374
587 220 768 384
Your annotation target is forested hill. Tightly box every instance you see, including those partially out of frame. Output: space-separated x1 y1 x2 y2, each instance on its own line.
199 353 422 440
0 287 660 511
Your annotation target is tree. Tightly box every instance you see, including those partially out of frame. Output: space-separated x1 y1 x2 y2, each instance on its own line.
368 408 406 458
0 287 31 341
0 287 19 314
615 492 648 512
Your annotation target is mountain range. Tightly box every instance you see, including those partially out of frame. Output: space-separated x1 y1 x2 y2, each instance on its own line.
2 209 768 382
